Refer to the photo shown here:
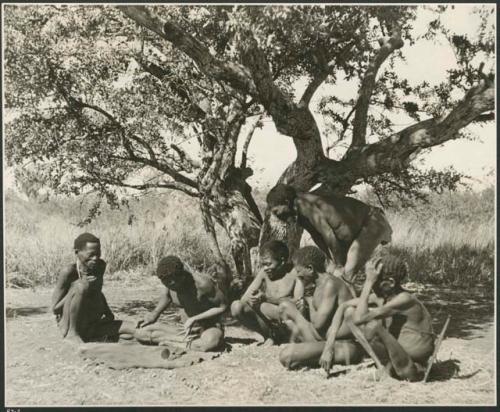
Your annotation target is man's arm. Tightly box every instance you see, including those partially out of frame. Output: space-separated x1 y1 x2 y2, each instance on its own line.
139 286 172 327
185 287 227 330
354 293 413 325
322 298 359 353
292 278 305 301
51 266 74 314
310 280 338 332
241 272 264 303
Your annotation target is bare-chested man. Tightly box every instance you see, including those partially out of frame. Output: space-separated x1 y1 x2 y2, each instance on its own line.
266 184 392 295
231 240 303 345
319 255 435 381
278 246 363 369
137 255 227 352
51 233 131 344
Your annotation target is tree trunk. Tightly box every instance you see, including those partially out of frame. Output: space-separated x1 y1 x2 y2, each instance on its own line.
207 175 262 286
198 198 232 291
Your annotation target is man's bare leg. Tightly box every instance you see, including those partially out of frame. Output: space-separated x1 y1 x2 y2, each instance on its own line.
372 324 423 381
279 340 362 370
279 300 321 342
62 280 90 343
343 211 392 291
134 323 186 346
231 300 272 340
85 319 138 342
188 327 224 352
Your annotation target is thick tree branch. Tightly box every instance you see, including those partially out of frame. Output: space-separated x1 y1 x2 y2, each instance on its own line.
118 6 257 96
472 112 495 122
350 29 404 149
239 36 324 166
341 77 495 177
240 114 263 169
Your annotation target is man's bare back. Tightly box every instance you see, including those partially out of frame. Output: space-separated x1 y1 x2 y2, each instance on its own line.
267 184 392 293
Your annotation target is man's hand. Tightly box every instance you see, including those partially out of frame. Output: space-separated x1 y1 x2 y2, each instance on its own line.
247 290 264 307
103 311 115 322
137 313 157 328
296 297 306 313
319 349 334 374
183 317 200 340
365 258 383 283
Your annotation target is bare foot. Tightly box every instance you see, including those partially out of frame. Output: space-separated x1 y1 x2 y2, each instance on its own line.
65 333 84 345
257 338 275 347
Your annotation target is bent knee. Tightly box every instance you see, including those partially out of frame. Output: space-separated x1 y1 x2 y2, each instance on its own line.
199 330 224 352
278 300 295 319
344 306 355 320
231 300 244 317
73 279 91 295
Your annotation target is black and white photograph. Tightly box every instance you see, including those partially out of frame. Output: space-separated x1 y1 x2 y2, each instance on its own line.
3 2 496 407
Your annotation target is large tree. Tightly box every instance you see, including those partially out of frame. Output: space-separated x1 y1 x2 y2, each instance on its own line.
5 5 495 289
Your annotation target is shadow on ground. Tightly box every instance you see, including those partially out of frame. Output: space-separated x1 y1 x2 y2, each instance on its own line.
427 359 461 382
6 306 49 319
114 299 157 317
417 287 494 340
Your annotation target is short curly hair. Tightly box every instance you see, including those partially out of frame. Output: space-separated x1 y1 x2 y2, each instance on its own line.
292 246 326 273
156 255 185 281
379 255 407 284
260 240 289 261
266 184 297 207
74 233 100 250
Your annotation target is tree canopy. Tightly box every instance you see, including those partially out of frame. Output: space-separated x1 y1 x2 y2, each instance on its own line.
4 4 495 280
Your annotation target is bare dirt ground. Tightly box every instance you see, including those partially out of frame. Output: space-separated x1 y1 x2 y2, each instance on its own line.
5 278 496 406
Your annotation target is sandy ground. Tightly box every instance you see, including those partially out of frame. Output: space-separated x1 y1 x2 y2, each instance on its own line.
4 280 496 406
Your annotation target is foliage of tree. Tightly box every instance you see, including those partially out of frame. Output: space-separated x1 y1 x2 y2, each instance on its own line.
5 5 495 287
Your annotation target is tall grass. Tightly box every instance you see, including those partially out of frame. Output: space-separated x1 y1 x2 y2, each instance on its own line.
384 189 494 287
4 187 494 288
5 190 231 288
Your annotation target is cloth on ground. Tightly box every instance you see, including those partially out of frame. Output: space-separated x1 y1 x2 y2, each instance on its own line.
79 342 221 369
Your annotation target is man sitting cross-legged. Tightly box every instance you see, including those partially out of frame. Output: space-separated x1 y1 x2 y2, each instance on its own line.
278 246 363 369
266 184 392 296
137 256 227 352
319 255 435 381
231 240 303 345
51 233 137 344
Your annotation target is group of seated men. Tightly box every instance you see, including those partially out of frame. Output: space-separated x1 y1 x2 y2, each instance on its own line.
51 184 435 382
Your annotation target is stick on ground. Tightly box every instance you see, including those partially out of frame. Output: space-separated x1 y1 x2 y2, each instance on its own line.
424 315 451 383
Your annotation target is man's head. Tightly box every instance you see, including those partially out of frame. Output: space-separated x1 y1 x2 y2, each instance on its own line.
74 233 101 270
371 255 407 297
292 246 326 286
156 255 190 291
259 240 289 279
266 184 297 223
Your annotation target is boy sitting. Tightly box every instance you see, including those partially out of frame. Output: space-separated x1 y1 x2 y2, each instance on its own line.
137 256 227 352
51 233 128 344
230 240 303 345
319 255 435 381
278 246 363 369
